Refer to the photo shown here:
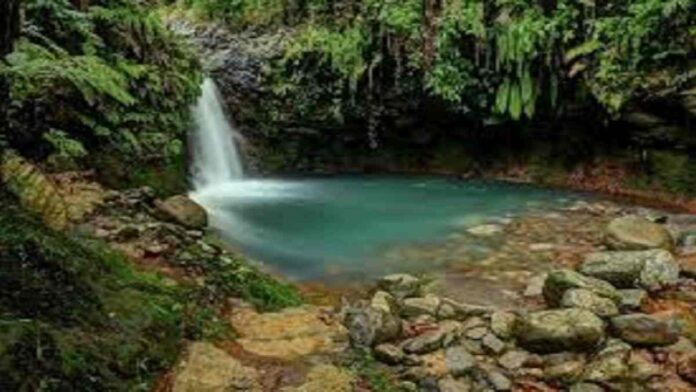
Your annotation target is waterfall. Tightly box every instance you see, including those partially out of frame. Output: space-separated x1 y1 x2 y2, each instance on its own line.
190 78 244 190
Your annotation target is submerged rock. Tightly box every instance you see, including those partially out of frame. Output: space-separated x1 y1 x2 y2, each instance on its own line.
561 289 619 317
467 224 504 237
173 342 261 392
543 269 621 306
580 250 679 290
517 309 605 353
610 313 681 346
154 195 208 229
605 215 673 251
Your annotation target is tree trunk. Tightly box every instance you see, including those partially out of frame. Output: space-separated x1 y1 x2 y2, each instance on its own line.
422 0 442 71
1 0 22 153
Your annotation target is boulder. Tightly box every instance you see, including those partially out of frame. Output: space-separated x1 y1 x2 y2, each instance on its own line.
402 295 441 318
173 342 261 392
444 345 476 376
543 270 621 306
490 311 518 339
344 306 400 347
374 343 405 365
378 274 422 299
677 351 696 384
155 195 208 229
605 215 673 251
403 329 447 354
580 250 679 290
581 339 631 383
438 376 474 392
498 350 530 370
560 289 619 317
482 333 506 355
617 289 647 311
517 309 606 353
610 313 681 346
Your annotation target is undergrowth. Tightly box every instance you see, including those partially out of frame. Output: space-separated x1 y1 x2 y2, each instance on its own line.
0 195 224 391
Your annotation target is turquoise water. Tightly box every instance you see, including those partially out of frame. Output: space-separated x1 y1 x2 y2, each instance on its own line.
192 177 577 282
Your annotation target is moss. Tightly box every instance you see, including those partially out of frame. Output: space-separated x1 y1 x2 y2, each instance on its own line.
0 197 218 391
176 241 303 312
346 349 403 392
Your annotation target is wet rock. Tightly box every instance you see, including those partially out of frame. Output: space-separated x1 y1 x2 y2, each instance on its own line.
154 195 208 229
402 295 440 318
173 342 261 392
618 289 648 311
491 311 518 339
543 270 621 307
438 376 473 392
290 364 354 392
444 345 476 376
561 289 619 318
498 350 530 370
378 274 422 299
402 329 446 354
482 333 506 355
517 309 605 353
605 215 673 251
580 250 679 290
610 313 681 346
374 343 405 365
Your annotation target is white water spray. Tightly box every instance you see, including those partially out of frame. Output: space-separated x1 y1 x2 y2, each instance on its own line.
190 78 244 190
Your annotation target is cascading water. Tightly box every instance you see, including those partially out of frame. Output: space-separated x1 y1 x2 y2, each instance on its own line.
190 78 244 190
187 77 580 287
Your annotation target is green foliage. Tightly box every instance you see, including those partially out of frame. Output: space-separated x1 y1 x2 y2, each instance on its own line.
3 0 202 169
176 240 303 311
181 0 694 126
0 198 191 391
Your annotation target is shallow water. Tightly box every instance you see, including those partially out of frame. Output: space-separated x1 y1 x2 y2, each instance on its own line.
192 177 580 282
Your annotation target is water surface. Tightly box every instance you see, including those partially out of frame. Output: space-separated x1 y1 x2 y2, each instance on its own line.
192 177 578 282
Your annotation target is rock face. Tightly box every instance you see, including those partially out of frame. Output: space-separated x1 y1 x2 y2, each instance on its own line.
155 195 208 229
173 342 261 392
517 309 606 353
580 250 679 290
605 215 673 251
229 305 348 360
610 313 681 346
543 269 621 306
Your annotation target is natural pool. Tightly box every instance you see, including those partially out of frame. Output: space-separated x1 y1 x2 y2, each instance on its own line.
192 177 581 283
